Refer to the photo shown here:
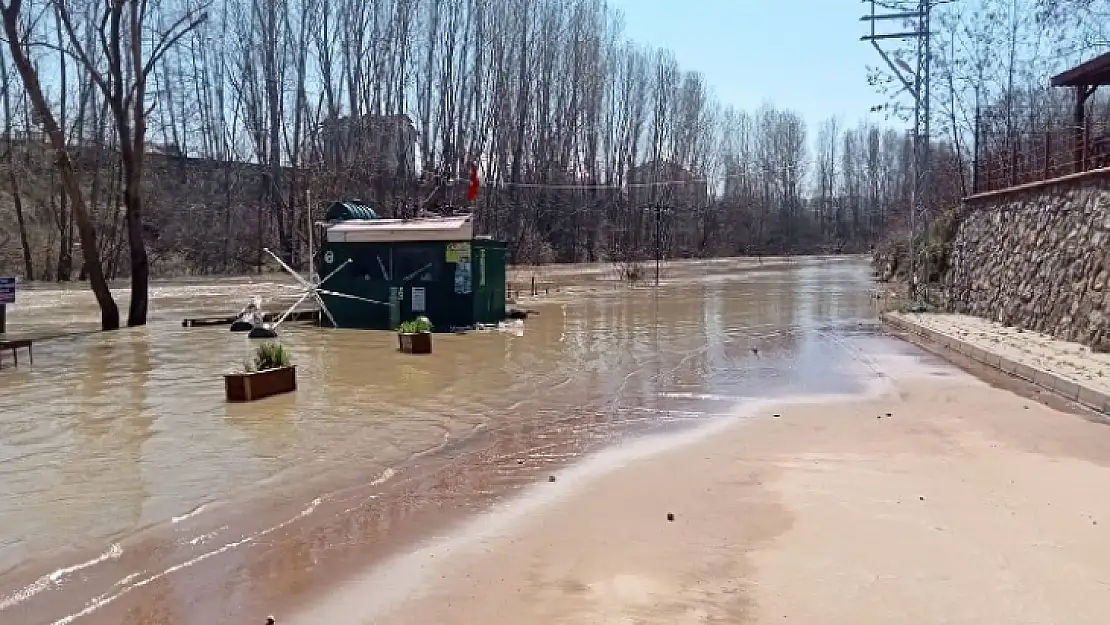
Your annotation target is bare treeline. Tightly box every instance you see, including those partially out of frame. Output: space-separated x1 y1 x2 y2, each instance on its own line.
0 0 924 327
877 0 1110 197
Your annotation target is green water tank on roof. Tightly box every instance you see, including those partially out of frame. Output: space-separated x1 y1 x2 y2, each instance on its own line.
325 200 379 221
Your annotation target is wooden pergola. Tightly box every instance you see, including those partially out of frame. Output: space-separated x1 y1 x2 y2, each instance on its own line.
1051 51 1110 172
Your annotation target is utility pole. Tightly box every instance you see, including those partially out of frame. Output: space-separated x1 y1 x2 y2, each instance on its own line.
861 0 935 303
306 188 315 283
641 204 667 287
641 204 669 287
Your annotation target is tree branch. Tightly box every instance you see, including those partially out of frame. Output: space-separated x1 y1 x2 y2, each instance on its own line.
141 8 209 80
52 0 113 107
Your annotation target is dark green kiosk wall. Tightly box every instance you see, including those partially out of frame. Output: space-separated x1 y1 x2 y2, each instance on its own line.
318 238 507 331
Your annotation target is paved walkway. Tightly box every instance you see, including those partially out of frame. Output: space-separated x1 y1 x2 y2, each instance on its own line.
884 312 1110 413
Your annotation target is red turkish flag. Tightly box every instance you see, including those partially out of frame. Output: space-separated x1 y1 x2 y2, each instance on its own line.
467 163 480 203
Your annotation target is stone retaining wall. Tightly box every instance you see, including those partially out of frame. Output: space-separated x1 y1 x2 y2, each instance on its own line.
945 170 1110 348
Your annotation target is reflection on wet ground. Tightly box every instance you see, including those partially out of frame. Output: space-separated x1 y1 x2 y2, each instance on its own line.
0 257 884 625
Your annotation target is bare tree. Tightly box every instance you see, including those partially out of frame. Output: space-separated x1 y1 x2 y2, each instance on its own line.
0 0 120 329
54 0 208 325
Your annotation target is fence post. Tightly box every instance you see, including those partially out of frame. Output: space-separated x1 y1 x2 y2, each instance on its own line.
972 105 981 194
1086 115 1094 172
1044 131 1052 180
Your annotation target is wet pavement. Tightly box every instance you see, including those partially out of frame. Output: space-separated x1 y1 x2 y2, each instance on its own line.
0 256 885 625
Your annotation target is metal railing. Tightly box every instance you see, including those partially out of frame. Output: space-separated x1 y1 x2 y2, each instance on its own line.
973 119 1110 194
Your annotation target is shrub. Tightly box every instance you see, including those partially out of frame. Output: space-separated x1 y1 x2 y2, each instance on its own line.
249 342 292 372
398 316 433 334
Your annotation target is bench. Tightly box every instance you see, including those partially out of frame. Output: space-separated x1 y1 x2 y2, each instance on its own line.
0 339 33 368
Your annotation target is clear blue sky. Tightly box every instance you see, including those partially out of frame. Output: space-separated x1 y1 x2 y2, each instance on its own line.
608 0 885 131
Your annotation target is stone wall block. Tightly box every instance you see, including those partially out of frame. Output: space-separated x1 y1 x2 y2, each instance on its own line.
947 173 1110 350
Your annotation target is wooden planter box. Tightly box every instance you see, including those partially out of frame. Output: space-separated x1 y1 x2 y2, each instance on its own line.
398 332 432 354
225 366 297 402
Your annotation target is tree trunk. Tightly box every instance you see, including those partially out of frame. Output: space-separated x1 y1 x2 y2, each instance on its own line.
124 171 149 326
124 0 150 327
0 59 33 280
10 169 33 280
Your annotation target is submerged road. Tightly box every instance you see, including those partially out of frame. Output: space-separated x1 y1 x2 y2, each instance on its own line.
0 256 884 625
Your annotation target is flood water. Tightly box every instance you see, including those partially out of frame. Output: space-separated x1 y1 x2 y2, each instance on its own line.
0 256 885 625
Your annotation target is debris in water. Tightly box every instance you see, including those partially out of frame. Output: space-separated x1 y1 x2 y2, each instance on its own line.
772 413 780 418
885 412 892 418
231 296 264 332
548 475 556 483
667 513 675 522
751 347 759 355
919 496 925 501
265 617 275 625
471 319 525 337
517 459 525 465
248 324 279 339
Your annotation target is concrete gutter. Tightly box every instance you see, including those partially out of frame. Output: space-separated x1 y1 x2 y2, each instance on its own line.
881 312 1110 414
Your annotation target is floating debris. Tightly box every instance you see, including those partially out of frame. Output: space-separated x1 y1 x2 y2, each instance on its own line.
231 296 264 332
248 324 279 339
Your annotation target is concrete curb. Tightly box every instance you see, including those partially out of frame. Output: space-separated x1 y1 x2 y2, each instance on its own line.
880 312 1110 414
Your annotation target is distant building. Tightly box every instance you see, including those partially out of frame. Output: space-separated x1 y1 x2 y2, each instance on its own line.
626 159 707 204
316 114 418 177
145 142 183 157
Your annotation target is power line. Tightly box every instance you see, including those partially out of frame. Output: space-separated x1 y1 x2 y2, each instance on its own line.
861 0 936 303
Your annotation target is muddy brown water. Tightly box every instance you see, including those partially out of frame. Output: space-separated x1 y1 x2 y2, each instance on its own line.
0 256 885 625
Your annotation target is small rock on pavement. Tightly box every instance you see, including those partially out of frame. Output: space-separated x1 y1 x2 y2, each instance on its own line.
667 513 675 522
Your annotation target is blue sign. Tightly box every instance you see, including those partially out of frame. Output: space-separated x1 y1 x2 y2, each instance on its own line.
0 277 14 304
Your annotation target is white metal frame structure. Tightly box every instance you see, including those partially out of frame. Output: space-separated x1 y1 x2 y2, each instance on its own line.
264 248 388 329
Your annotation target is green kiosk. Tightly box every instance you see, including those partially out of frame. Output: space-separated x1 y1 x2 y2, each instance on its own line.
318 203 507 331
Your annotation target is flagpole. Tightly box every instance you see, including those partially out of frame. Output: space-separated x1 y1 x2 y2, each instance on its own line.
306 188 314 283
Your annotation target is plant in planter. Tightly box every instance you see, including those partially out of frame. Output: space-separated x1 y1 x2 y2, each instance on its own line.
225 342 297 402
398 316 433 354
